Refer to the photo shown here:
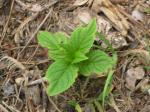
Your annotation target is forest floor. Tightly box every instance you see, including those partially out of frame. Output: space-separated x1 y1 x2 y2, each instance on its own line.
0 0 150 112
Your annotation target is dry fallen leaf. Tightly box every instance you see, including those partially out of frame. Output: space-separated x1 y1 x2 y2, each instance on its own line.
30 4 42 12
73 8 93 25
73 0 89 6
122 49 150 65
125 66 145 90
132 9 144 21
91 0 129 35
102 32 128 49
97 16 112 34
77 8 92 24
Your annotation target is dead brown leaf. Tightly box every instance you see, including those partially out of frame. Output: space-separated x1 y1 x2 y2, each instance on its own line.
74 8 93 24
97 16 112 34
125 66 145 90
91 0 129 35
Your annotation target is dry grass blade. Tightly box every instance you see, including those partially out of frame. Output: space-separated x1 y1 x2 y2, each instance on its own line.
14 13 39 44
108 94 121 112
0 56 26 70
0 104 9 112
91 0 129 35
121 49 150 65
17 8 53 59
37 74 62 112
2 101 20 112
0 0 15 46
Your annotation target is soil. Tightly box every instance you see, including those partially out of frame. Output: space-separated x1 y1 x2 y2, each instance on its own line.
0 0 150 112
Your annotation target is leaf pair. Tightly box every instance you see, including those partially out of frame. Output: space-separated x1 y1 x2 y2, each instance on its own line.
37 19 115 96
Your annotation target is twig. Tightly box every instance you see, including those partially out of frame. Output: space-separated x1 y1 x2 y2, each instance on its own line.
1 45 37 53
108 94 121 112
21 59 50 65
14 12 39 44
0 0 15 46
26 45 39 63
37 74 62 112
17 8 53 60
2 101 20 112
0 104 9 112
27 78 45 86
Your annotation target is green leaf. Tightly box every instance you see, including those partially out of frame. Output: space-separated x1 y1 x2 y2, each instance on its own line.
38 31 68 60
69 101 82 112
38 31 67 49
58 19 96 63
79 50 114 76
98 70 114 106
72 51 88 64
48 48 66 60
45 61 78 96
69 19 97 53
62 48 88 63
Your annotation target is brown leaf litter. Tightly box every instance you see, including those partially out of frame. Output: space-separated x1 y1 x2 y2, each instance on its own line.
0 0 150 111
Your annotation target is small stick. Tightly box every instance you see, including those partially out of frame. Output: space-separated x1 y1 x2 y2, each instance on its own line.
37 74 62 112
27 78 46 86
17 0 58 59
0 104 9 112
2 101 20 112
26 45 39 63
17 8 53 60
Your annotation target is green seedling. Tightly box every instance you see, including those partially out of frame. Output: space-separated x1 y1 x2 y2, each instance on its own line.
96 32 117 106
98 70 114 106
37 19 116 96
68 101 82 112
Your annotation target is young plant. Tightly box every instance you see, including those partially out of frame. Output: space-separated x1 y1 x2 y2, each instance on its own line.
96 32 117 107
37 19 115 96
